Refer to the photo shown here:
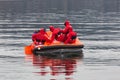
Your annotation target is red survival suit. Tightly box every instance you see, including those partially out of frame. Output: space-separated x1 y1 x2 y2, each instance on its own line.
64 31 77 44
49 26 63 42
62 20 73 34
32 28 51 45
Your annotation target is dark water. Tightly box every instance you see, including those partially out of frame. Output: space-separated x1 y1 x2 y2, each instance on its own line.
0 1 120 80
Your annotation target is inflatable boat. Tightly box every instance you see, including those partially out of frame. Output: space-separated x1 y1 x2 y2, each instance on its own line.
24 31 84 57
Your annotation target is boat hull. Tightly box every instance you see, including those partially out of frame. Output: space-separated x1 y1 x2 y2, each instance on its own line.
32 44 84 58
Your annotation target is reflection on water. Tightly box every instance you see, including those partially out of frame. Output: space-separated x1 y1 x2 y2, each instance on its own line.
25 53 83 77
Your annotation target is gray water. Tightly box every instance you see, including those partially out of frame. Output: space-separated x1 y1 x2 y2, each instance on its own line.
0 12 120 80
0 1 120 80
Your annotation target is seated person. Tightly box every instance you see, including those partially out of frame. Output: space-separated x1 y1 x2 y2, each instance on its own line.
56 33 66 42
64 31 77 44
32 28 51 45
35 33 51 45
49 26 62 42
62 20 73 34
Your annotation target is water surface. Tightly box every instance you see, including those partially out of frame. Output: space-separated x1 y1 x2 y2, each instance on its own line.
0 1 120 80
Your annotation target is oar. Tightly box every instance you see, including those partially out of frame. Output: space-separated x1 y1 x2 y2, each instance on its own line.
24 45 33 55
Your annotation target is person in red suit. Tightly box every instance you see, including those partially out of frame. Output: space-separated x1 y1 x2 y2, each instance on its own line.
61 20 77 44
32 28 51 45
64 31 77 44
39 28 48 37
56 33 66 42
49 26 62 42
62 20 73 34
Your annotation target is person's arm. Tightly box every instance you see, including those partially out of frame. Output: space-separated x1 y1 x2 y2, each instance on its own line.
62 27 69 34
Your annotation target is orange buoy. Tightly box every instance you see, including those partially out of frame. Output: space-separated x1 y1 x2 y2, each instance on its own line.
24 45 33 55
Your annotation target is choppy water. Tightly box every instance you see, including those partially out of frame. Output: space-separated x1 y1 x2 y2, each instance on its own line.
0 12 120 80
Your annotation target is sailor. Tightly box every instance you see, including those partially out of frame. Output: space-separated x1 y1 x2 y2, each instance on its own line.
32 28 51 45
32 28 47 42
62 20 73 34
35 33 51 45
49 26 62 42
64 31 77 44
56 32 66 42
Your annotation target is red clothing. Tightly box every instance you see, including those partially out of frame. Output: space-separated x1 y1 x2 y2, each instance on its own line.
62 20 73 34
32 28 47 42
49 26 54 32
49 26 61 42
56 33 65 42
35 33 51 45
51 28 61 41
62 25 73 34
32 33 37 41
32 28 51 45
64 20 70 26
64 31 77 44
39 28 48 36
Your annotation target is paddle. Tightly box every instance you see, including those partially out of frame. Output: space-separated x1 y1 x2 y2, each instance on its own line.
24 45 33 55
